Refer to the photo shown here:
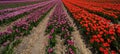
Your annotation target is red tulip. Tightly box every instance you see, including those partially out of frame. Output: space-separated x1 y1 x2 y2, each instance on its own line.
103 42 110 47
99 47 104 52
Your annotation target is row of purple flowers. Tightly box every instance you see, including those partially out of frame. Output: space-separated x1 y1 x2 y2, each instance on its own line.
0 1 56 54
0 0 53 14
45 0 76 54
0 0 55 26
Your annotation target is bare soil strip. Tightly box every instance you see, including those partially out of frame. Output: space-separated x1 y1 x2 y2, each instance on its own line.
62 4 92 54
14 6 55 54
55 36 66 54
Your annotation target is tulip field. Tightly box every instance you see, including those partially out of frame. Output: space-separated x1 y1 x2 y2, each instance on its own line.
0 0 120 54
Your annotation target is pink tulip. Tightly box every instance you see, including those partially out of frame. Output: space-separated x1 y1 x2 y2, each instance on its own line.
48 48 53 53
62 27 64 31
67 40 74 45
69 48 75 54
51 28 54 33
15 36 20 39
2 41 10 46
16 29 19 33
48 35 53 39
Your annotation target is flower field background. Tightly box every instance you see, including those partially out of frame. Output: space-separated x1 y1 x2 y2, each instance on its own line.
0 0 120 54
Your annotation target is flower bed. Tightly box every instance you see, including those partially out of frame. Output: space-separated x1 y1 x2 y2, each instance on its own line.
45 0 76 54
0 0 53 14
63 0 120 54
65 0 120 24
0 1 54 26
0 2 55 54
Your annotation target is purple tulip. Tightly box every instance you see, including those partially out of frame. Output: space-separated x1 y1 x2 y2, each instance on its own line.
48 35 53 39
0 0 56 41
2 40 10 46
0 0 55 22
48 48 53 53
67 40 74 45
69 48 75 54
51 28 54 33
15 36 20 39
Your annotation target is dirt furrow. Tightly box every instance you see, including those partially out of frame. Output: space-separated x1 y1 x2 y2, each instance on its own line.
55 36 66 54
62 4 92 54
14 6 55 54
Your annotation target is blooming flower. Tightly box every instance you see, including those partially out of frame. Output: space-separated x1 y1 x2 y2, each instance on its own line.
99 47 104 52
48 35 53 39
69 48 75 54
103 42 110 47
48 48 53 53
67 40 74 45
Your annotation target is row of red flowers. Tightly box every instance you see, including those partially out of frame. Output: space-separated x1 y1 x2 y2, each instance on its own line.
63 0 120 54
65 0 120 24
76 0 120 12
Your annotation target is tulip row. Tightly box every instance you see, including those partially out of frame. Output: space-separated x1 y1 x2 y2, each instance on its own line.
0 0 53 15
0 1 54 26
63 0 120 54
87 0 120 4
45 0 76 54
0 2 55 54
0 0 44 10
79 1 120 12
0 0 55 46
0 0 38 4
65 0 120 24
